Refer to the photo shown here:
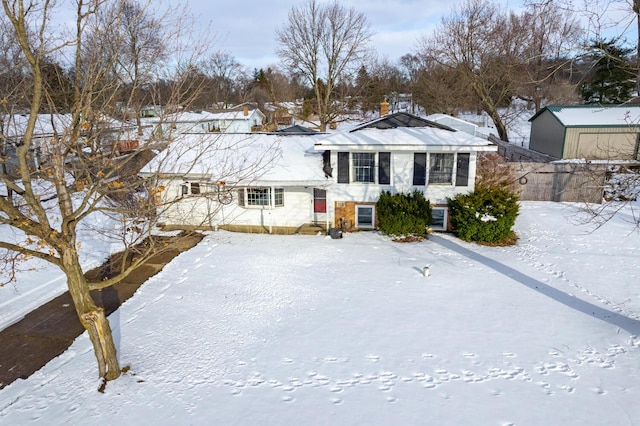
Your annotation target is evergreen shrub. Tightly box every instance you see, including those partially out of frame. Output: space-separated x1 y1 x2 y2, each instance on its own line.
376 191 432 237
447 187 519 244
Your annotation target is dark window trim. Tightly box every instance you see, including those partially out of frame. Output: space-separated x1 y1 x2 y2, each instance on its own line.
379 152 391 185
413 153 426 185
455 153 470 187
337 152 349 183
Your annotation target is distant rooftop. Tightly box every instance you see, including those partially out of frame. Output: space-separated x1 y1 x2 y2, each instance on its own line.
529 105 640 127
276 125 317 134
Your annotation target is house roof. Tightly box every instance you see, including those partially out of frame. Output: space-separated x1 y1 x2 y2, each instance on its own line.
350 111 455 132
141 133 327 186
314 126 496 152
2 113 132 138
276 125 317 134
528 105 640 127
426 113 479 129
147 109 264 124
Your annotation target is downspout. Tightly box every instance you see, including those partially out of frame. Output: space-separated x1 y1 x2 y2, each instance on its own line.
268 185 274 234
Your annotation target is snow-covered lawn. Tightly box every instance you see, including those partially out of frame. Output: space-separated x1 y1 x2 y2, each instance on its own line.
1 201 639 425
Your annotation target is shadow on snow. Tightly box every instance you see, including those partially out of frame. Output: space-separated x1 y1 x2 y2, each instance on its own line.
430 235 640 336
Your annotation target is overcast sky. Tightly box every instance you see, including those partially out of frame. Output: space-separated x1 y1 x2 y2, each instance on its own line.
181 0 526 71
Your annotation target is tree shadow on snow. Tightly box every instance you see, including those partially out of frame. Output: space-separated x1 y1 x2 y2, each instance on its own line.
430 235 640 336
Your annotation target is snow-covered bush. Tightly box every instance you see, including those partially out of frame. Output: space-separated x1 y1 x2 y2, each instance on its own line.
447 187 519 244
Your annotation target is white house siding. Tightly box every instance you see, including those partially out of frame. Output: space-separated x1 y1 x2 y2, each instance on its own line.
156 179 315 229
222 186 314 228
328 150 476 204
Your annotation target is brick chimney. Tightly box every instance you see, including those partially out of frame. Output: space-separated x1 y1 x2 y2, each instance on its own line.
243 105 249 116
380 98 389 117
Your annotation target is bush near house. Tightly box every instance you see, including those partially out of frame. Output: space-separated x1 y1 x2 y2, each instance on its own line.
377 191 432 238
447 187 519 244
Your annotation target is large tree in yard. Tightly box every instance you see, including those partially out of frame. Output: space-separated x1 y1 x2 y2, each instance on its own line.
0 0 215 385
417 0 584 141
276 0 372 131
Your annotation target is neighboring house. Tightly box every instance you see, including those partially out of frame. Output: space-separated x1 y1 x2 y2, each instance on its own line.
314 112 497 231
151 107 266 136
528 105 640 160
1 113 137 173
144 112 497 233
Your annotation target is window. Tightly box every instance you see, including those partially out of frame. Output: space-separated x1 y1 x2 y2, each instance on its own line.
352 153 375 183
431 208 447 231
429 153 454 184
247 188 270 206
181 182 204 195
356 205 375 229
242 187 284 207
337 151 389 184
274 187 284 206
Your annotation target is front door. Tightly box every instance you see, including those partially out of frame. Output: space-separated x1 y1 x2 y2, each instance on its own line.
313 188 327 223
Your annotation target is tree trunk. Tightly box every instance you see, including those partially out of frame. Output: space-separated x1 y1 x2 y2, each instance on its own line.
485 108 509 142
635 0 640 97
63 248 121 381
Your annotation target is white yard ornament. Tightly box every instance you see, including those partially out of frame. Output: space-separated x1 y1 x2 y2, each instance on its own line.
423 266 430 278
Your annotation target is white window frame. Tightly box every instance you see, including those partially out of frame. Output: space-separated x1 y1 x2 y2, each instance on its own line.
428 153 455 185
430 207 448 231
242 187 285 208
352 152 376 183
355 204 375 229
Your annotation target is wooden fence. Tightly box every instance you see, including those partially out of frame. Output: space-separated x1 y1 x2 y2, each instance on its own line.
509 162 607 204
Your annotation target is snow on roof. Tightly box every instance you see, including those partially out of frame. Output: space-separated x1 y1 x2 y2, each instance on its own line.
313 126 496 151
2 114 132 138
427 113 479 128
146 109 262 124
142 133 327 186
532 105 640 127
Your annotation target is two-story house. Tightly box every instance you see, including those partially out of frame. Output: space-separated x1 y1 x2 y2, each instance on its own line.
314 112 497 231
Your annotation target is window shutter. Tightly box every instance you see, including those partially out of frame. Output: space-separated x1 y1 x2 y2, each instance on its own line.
413 153 426 185
378 152 391 185
455 153 470 186
337 152 349 183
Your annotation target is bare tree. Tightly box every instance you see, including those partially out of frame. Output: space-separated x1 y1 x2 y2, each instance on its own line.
418 0 527 141
0 0 214 385
276 0 372 131
200 52 247 108
517 0 583 111
418 0 584 141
